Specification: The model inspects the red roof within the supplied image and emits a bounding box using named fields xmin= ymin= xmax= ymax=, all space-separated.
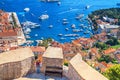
xmin=103 ymin=48 xmax=116 ymax=55
xmin=0 ymin=31 xmax=17 ymax=37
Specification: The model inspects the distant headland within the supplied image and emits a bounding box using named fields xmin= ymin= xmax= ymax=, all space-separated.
xmin=88 ymin=8 xmax=120 ymax=31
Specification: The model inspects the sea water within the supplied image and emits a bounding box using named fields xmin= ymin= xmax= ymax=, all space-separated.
xmin=0 ymin=0 xmax=120 ymax=44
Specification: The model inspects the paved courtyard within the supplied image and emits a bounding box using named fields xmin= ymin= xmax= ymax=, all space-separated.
xmin=26 ymin=73 xmax=68 ymax=80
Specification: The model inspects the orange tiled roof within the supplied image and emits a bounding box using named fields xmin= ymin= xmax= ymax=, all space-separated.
xmin=0 ymin=31 xmax=17 ymax=37
xmin=100 ymin=61 xmax=107 ymax=67
xmin=103 ymin=48 xmax=116 ymax=55
xmin=90 ymin=48 xmax=98 ymax=55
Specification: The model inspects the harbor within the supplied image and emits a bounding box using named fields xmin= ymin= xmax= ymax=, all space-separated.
xmin=0 ymin=0 xmax=120 ymax=44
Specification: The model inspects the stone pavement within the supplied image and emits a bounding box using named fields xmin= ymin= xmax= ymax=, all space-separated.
xmin=26 ymin=73 xmax=68 ymax=80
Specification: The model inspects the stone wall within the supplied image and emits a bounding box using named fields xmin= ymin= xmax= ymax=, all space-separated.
xmin=67 ymin=64 xmax=83 ymax=80
xmin=41 ymin=57 xmax=63 ymax=74
xmin=0 ymin=57 xmax=35 ymax=80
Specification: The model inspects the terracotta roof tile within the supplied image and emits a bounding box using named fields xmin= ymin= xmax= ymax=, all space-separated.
xmin=103 ymin=48 xmax=116 ymax=55
xmin=0 ymin=31 xmax=17 ymax=37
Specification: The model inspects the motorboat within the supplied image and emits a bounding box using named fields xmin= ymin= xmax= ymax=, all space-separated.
xmin=48 ymin=25 xmax=53 ymax=28
xmin=84 ymin=30 xmax=89 ymax=34
xmin=75 ymin=14 xmax=84 ymax=20
xmin=21 ymin=21 xmax=40 ymax=28
xmin=35 ymin=34 xmax=38 ymax=37
xmin=71 ymin=24 xmax=76 ymax=28
xmin=31 ymin=24 xmax=41 ymax=28
xmin=65 ymin=28 xmax=69 ymax=31
xmin=57 ymin=1 xmax=61 ymax=6
xmin=70 ymin=38 xmax=75 ymax=40
xmin=79 ymin=24 xmax=84 ymax=27
xmin=64 ymin=34 xmax=79 ymax=37
xmin=39 ymin=14 xmax=49 ymax=20
xmin=24 ymin=28 xmax=31 ymax=33
xmin=58 ymin=34 xmax=63 ymax=36
xmin=62 ymin=21 xmax=69 ymax=25
xmin=60 ymin=37 xmax=66 ymax=40
xmin=72 ymin=29 xmax=82 ymax=32
xmin=85 ymin=5 xmax=90 ymax=9
xmin=62 ymin=18 xmax=68 ymax=21
xmin=24 ymin=8 xmax=30 ymax=12
xmin=25 ymin=35 xmax=31 ymax=39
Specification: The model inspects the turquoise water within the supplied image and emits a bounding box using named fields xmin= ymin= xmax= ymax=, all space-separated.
xmin=0 ymin=0 xmax=120 ymax=44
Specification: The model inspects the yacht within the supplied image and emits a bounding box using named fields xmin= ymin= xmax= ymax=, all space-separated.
xmin=62 ymin=18 xmax=68 ymax=21
xmin=35 ymin=34 xmax=38 ymax=37
xmin=58 ymin=34 xmax=63 ymax=36
xmin=72 ymin=29 xmax=82 ymax=32
xmin=64 ymin=34 xmax=79 ymax=37
xmin=65 ymin=28 xmax=69 ymax=31
xmin=25 ymin=35 xmax=31 ymax=39
xmin=21 ymin=21 xmax=40 ymax=28
xmin=48 ymin=25 xmax=53 ymax=28
xmin=24 ymin=28 xmax=31 ymax=34
xmin=24 ymin=8 xmax=30 ymax=12
xmin=71 ymin=24 xmax=76 ymax=28
xmin=57 ymin=1 xmax=61 ymax=6
xmin=70 ymin=38 xmax=75 ymax=40
xmin=85 ymin=5 xmax=90 ymax=9
xmin=60 ymin=37 xmax=66 ymax=40
xmin=39 ymin=14 xmax=49 ymax=20
xmin=62 ymin=21 xmax=69 ymax=25
xmin=84 ymin=30 xmax=89 ymax=34
xmin=31 ymin=24 xmax=41 ymax=28
xmin=75 ymin=14 xmax=84 ymax=20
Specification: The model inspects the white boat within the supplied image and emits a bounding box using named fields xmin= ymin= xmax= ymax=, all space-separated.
xmin=85 ymin=5 xmax=90 ymax=9
xmin=24 ymin=28 xmax=31 ymax=34
xmin=39 ymin=14 xmax=49 ymax=20
xmin=72 ymin=29 xmax=82 ymax=32
xmin=84 ymin=30 xmax=89 ymax=34
xmin=75 ymin=14 xmax=84 ymax=20
xmin=71 ymin=24 xmax=76 ymax=28
xmin=70 ymin=38 xmax=75 ymax=40
xmin=62 ymin=21 xmax=69 ymax=25
xmin=79 ymin=24 xmax=84 ymax=27
xmin=58 ymin=34 xmax=63 ymax=36
xmin=35 ymin=34 xmax=38 ymax=37
xmin=60 ymin=37 xmax=66 ymax=40
xmin=25 ymin=35 xmax=31 ymax=39
xmin=22 ymin=21 xmax=40 ymax=28
xmin=48 ymin=25 xmax=53 ymax=28
xmin=64 ymin=34 xmax=79 ymax=37
xmin=31 ymin=24 xmax=41 ymax=28
xmin=62 ymin=18 xmax=68 ymax=21
xmin=24 ymin=8 xmax=30 ymax=12
xmin=65 ymin=28 xmax=69 ymax=31
xmin=57 ymin=1 xmax=61 ymax=5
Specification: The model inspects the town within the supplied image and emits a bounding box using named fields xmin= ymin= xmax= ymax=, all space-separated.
xmin=0 ymin=7 xmax=120 ymax=80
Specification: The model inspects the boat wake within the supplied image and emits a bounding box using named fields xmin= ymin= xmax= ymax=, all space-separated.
xmin=58 ymin=8 xmax=79 ymax=14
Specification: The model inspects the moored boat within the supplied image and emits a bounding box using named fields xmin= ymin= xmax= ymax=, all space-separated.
xmin=71 ymin=24 xmax=76 ymax=28
xmin=39 ymin=14 xmax=49 ymax=20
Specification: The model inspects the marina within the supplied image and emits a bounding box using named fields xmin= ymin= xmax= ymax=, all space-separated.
xmin=0 ymin=0 xmax=120 ymax=44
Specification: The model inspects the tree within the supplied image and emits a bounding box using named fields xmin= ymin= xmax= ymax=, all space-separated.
xmin=94 ymin=42 xmax=108 ymax=50
xmin=106 ymin=37 xmax=119 ymax=46
xmin=103 ymin=64 xmax=120 ymax=80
